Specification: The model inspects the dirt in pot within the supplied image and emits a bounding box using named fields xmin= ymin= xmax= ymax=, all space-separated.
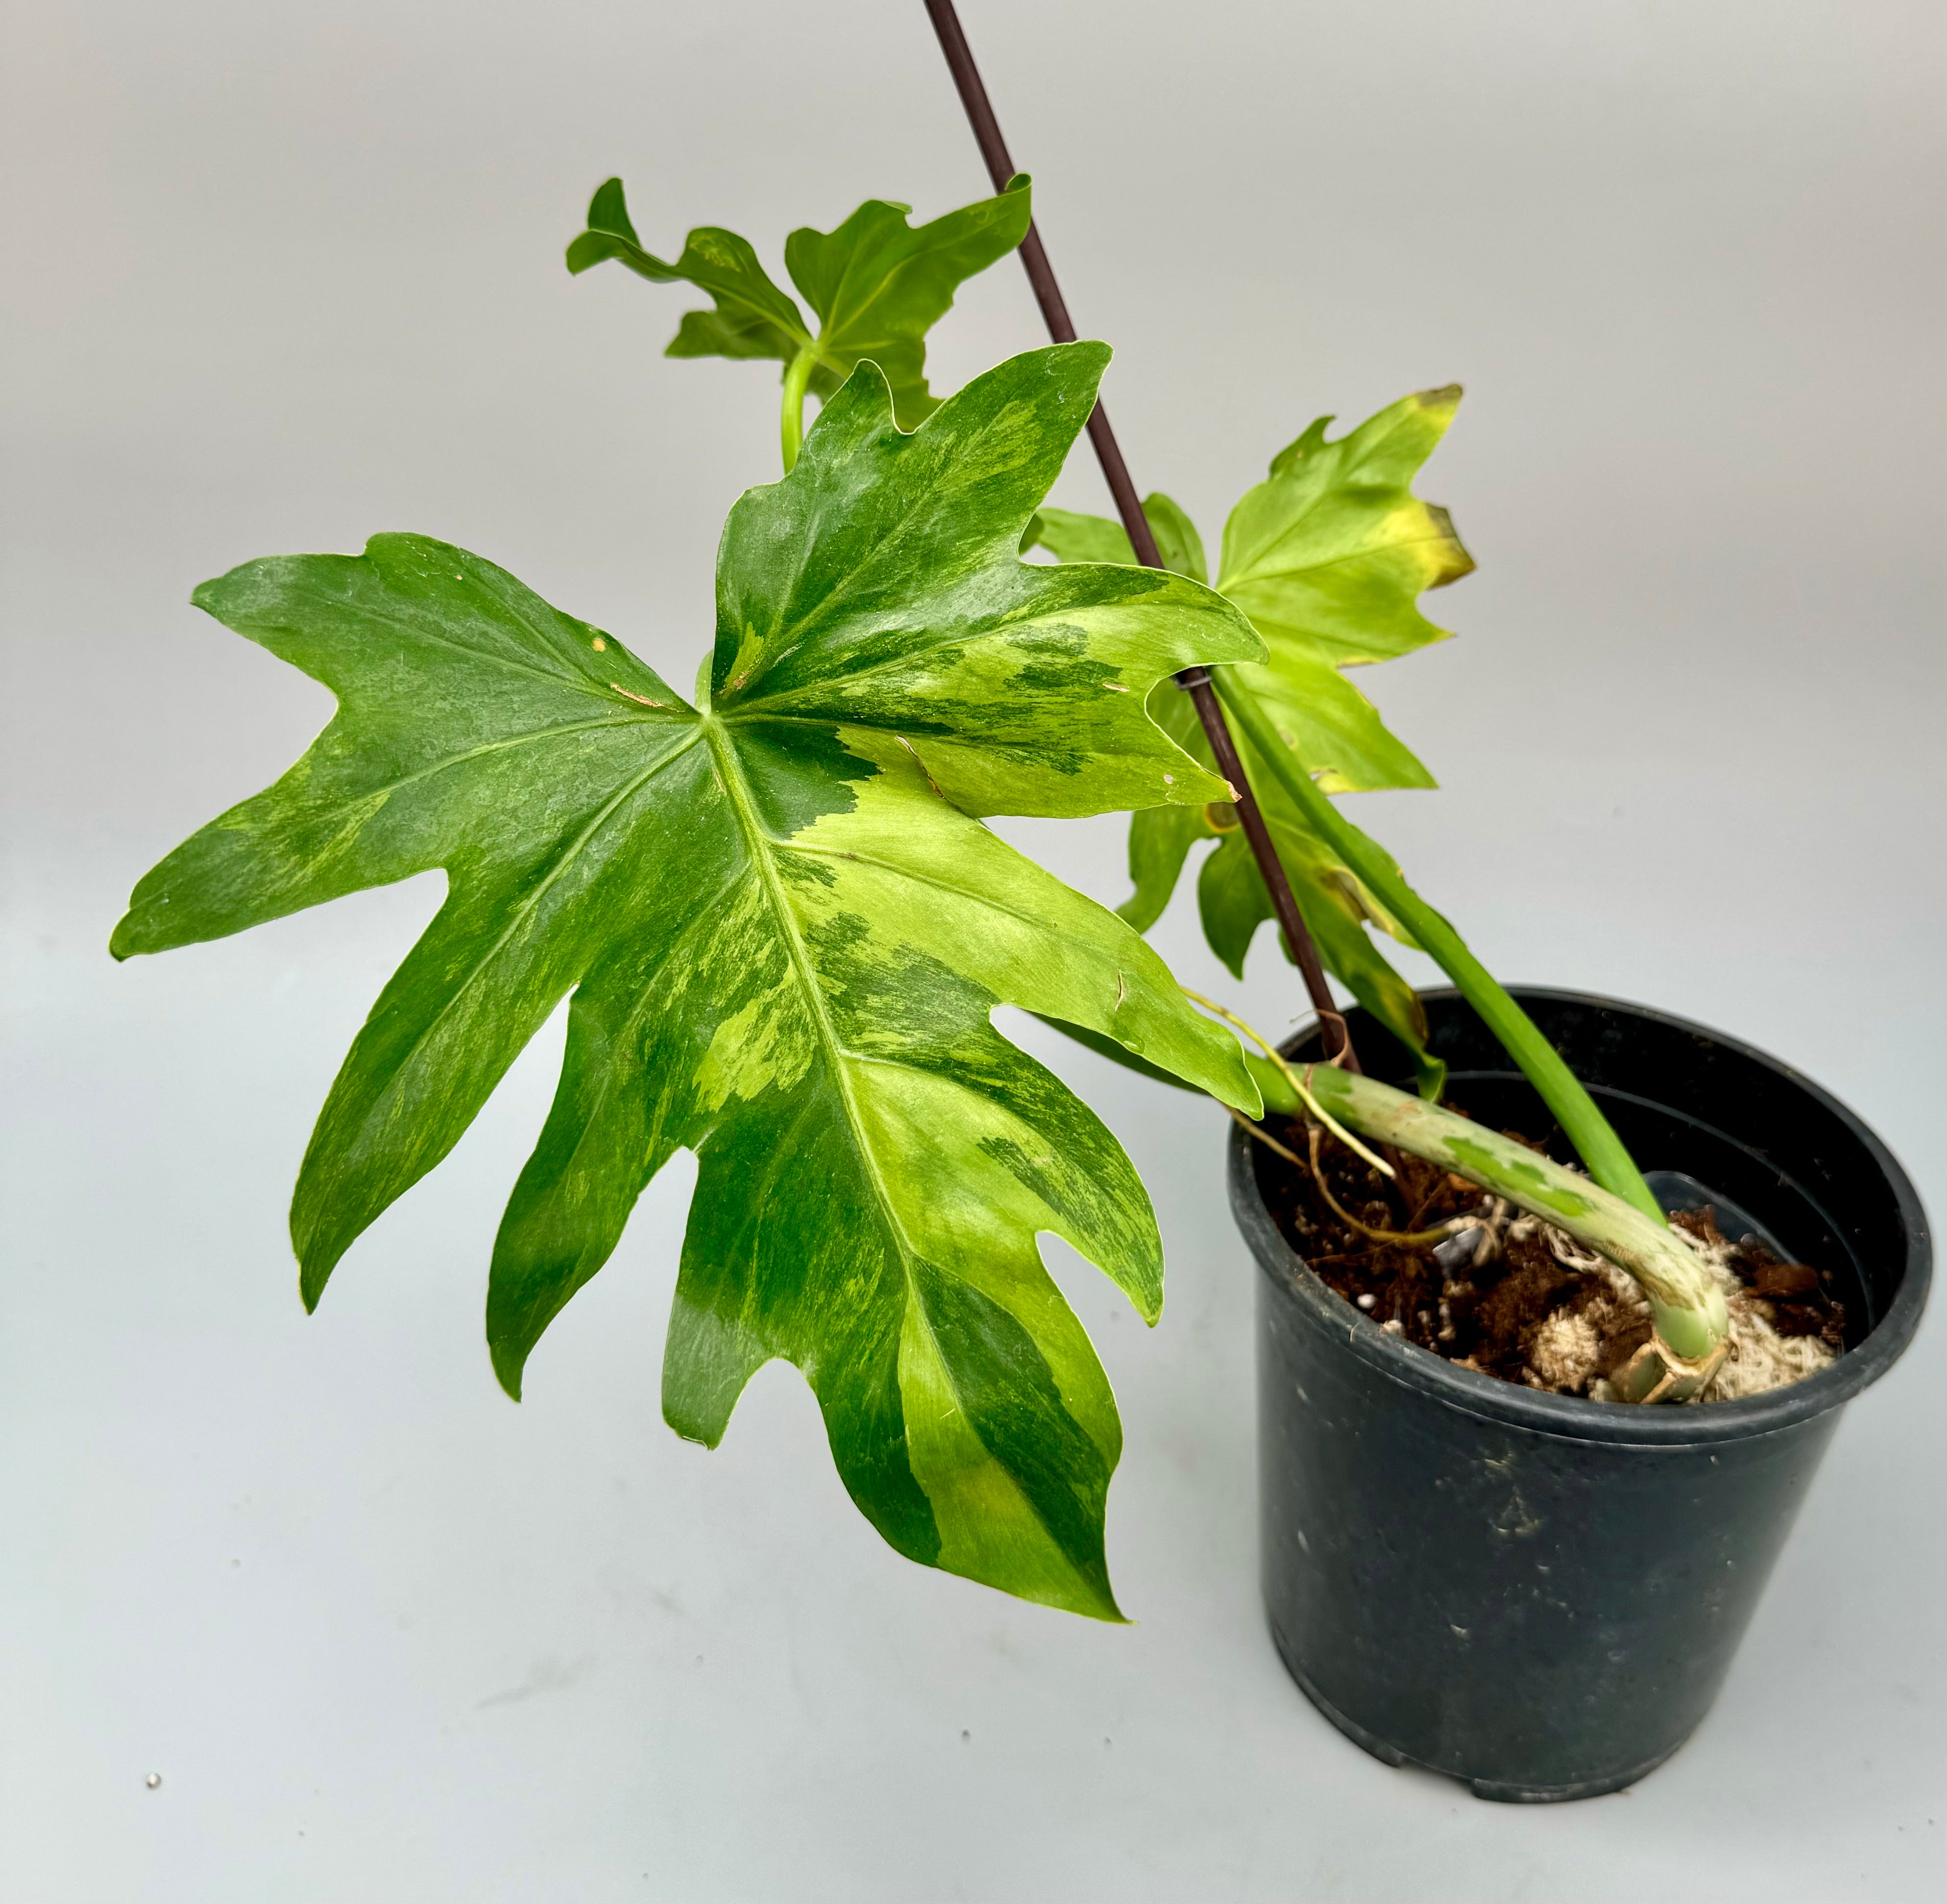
xmin=1252 ymin=1109 xmax=1847 ymax=1402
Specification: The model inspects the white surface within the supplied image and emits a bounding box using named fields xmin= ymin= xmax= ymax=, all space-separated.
xmin=3 ymin=1 xmax=1942 ymax=1899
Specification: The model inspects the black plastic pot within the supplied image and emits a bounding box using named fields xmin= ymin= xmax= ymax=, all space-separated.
xmin=1231 ymin=988 xmax=1930 ymax=1802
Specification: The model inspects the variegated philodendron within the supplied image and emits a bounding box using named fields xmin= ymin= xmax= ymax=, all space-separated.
xmin=112 ymin=343 xmax=1269 ymax=1619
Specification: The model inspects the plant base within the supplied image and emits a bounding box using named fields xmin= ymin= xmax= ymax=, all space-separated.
xmin=1236 ymin=988 xmax=1929 ymax=1800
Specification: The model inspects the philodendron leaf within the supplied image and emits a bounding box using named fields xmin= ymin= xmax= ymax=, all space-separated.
xmin=112 ymin=343 xmax=1264 ymax=1621
xmin=1028 ymin=391 xmax=1471 ymax=1095
xmin=783 ymin=175 xmax=1032 ymax=425
xmin=566 ymin=178 xmax=812 ymax=365
xmin=569 ymin=175 xmax=1032 ymax=429
xmin=1216 ymin=386 xmax=1472 ymax=796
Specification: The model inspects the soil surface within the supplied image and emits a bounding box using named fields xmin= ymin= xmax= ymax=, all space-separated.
xmin=1254 ymin=1108 xmax=1847 ymax=1397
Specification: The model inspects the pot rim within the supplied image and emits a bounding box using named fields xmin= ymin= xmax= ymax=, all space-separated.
xmin=1230 ymin=986 xmax=1932 ymax=1448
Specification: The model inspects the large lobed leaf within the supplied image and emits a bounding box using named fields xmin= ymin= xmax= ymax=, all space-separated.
xmin=568 ymin=175 xmax=1032 ymax=429
xmin=113 ymin=344 xmax=1263 ymax=1619
xmin=1028 ymin=389 xmax=1472 ymax=1092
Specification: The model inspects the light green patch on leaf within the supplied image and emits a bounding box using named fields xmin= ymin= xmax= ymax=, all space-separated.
xmin=1217 ymin=386 xmax=1474 ymax=685
xmin=1142 ymin=494 xmax=1208 ymax=585
xmin=111 ymin=343 xmax=1265 ymax=1621
xmin=1028 ymin=507 xmax=1137 ymax=567
xmin=569 ymin=175 xmax=1032 ymax=430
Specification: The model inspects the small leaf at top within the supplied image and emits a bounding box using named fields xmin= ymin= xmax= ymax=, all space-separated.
xmin=783 ymin=175 xmax=1032 ymax=427
xmin=567 ymin=179 xmax=812 ymax=367
xmin=111 ymin=342 xmax=1266 ymax=1621
xmin=568 ymin=176 xmax=1032 ymax=429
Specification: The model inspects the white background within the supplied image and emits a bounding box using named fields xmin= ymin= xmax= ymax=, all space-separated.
xmin=3 ymin=1 xmax=1941 ymax=1898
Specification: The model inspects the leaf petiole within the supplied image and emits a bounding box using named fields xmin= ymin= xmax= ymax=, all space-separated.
xmin=780 ymin=346 xmax=817 ymax=472
xmin=1204 ymin=997 xmax=1728 ymax=1373
xmin=1209 ymin=670 xmax=1664 ymax=1224
xmin=1180 ymin=988 xmax=1392 ymax=1178
xmin=1297 ymin=1063 xmax=1729 ymax=1367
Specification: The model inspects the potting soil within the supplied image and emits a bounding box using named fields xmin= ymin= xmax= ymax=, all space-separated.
xmin=1255 ymin=1116 xmax=1846 ymax=1402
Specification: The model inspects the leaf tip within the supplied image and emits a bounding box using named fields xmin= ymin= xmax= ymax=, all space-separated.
xmin=586 ymin=175 xmax=634 ymax=237
xmin=664 ymin=1412 xmax=728 ymax=1452
xmin=491 ymin=1345 xmax=526 ymax=1403
xmin=1423 ymin=504 xmax=1476 ymax=589
xmin=1076 ymin=1579 xmax=1130 ymax=1624
xmin=294 ymin=1232 xmax=342 ymax=1316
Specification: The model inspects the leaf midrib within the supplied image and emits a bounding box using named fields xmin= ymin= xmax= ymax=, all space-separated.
xmin=293 ymin=713 xmax=659 ymax=829
xmin=824 ymin=223 xmax=984 ymax=354
xmin=324 ymin=605 xmax=679 ymax=711
xmin=732 ymin=402 xmax=1019 ymax=673
xmin=706 ymin=719 xmax=1076 ymax=1563
xmin=721 ymin=579 xmax=1137 ymax=719
xmin=543 ymin=862 xmax=755 ymax=1188
xmin=1218 ymin=524 xmax=1459 ymax=595
xmin=780 ymin=835 xmax=1137 ymax=983
xmin=702 ymin=717 xmax=918 ymax=1269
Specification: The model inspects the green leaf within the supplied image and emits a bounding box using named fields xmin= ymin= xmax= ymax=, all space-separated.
xmin=1029 ymin=506 xmax=1137 ymax=567
xmin=111 ymin=343 xmax=1265 ymax=1620
xmin=1028 ymin=391 xmax=1471 ymax=1094
xmin=1025 ymin=1013 xmax=1202 ymax=1093
xmin=1219 ymin=387 xmax=1473 ymax=668
xmin=783 ymin=176 xmax=1033 ymax=428
xmin=569 ymin=175 xmax=1032 ymax=430
xmin=1216 ymin=386 xmax=1472 ymax=793
xmin=1029 ymin=492 xmax=1204 ymax=583
xmin=567 ymin=179 xmax=813 ymax=366
xmin=1141 ymin=494 xmax=1207 ymax=585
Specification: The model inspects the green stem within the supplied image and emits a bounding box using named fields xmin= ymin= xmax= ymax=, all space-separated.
xmin=1264 ymin=1062 xmax=1728 ymax=1360
xmin=1211 ymin=672 xmax=1663 ymax=1224
xmin=779 ymin=346 xmax=816 ymax=472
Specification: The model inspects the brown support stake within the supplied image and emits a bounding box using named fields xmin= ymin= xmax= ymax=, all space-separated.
xmin=921 ymin=0 xmax=1357 ymax=1070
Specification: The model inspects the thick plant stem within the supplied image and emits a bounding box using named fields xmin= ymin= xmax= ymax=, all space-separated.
xmin=1245 ymin=1055 xmax=1728 ymax=1363
xmin=780 ymin=347 xmax=816 ymax=472
xmin=1211 ymin=673 xmax=1664 ymax=1224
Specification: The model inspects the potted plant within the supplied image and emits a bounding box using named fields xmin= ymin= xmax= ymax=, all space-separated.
xmin=110 ymin=3 xmax=1930 ymax=1805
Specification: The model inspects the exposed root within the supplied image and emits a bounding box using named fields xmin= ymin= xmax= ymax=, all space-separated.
xmin=1471 ymin=1210 xmax=1839 ymax=1403
xmin=1258 ymin=1106 xmax=1841 ymax=1404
